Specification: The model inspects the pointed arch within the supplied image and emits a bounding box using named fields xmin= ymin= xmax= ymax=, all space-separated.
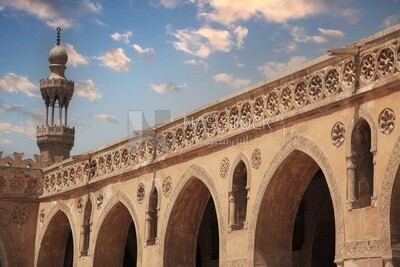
xmin=228 ymin=152 xmax=252 ymax=190
xmin=159 ymin=164 xmax=226 ymax=266
xmin=35 ymin=201 xmax=78 ymax=267
xmin=345 ymin=108 xmax=377 ymax=156
xmin=248 ymin=135 xmax=345 ymax=265
xmin=228 ymin=152 xmax=251 ymax=230
xmin=91 ymin=190 xmax=142 ymax=266
xmin=380 ymin=136 xmax=400 ymax=261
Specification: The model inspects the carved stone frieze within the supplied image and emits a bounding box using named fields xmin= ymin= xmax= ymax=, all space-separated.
xmin=162 ymin=177 xmax=172 ymax=198
xmin=331 ymin=122 xmax=346 ymax=147
xmin=10 ymin=206 xmax=28 ymax=228
xmin=342 ymin=239 xmax=381 ymax=259
xmin=251 ymin=148 xmax=261 ymax=169
xmin=39 ymin=209 xmax=45 ymax=223
xmin=137 ymin=183 xmax=145 ymax=204
xmin=77 ymin=198 xmax=84 ymax=214
xmin=379 ymin=108 xmax=395 ymax=135
xmin=220 ymin=157 xmax=230 ymax=179
xmin=96 ymin=193 xmax=103 ymax=210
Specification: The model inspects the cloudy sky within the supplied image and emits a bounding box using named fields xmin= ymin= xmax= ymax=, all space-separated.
xmin=0 ymin=0 xmax=399 ymax=158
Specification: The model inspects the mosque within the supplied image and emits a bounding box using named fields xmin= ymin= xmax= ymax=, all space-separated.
xmin=0 ymin=24 xmax=400 ymax=267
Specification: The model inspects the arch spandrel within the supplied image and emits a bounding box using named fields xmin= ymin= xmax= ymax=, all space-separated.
xmin=158 ymin=164 xmax=227 ymax=266
xmin=90 ymin=190 xmax=142 ymax=266
xmin=248 ymin=135 xmax=345 ymax=264
xmin=35 ymin=201 xmax=78 ymax=267
xmin=0 ymin=227 xmax=17 ymax=267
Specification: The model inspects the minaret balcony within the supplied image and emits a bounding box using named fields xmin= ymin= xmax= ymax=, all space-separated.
xmin=37 ymin=125 xmax=75 ymax=137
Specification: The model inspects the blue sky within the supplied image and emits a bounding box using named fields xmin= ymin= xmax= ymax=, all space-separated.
xmin=0 ymin=0 xmax=399 ymax=159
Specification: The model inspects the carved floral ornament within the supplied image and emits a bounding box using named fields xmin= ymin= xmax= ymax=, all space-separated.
xmin=379 ymin=108 xmax=395 ymax=135
xmin=96 ymin=193 xmax=103 ymax=210
xmin=77 ymin=198 xmax=84 ymax=214
xmin=251 ymin=148 xmax=261 ymax=169
xmin=137 ymin=183 xmax=145 ymax=204
xmin=39 ymin=209 xmax=45 ymax=223
xmin=162 ymin=177 xmax=172 ymax=198
xmin=220 ymin=157 xmax=230 ymax=179
xmin=331 ymin=122 xmax=346 ymax=147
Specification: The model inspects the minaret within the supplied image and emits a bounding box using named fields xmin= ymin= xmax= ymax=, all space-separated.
xmin=37 ymin=27 xmax=75 ymax=164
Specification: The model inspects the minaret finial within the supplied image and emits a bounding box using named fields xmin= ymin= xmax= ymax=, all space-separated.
xmin=56 ymin=27 xmax=61 ymax=46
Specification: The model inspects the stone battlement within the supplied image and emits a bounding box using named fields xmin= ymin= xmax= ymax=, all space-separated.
xmin=36 ymin=125 xmax=75 ymax=136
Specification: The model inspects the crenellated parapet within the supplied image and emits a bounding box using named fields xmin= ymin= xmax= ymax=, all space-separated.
xmin=41 ymin=25 xmax=400 ymax=197
xmin=0 ymin=152 xmax=44 ymax=168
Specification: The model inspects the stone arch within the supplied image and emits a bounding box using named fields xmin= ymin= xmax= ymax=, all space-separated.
xmin=91 ymin=190 xmax=142 ymax=266
xmin=379 ymin=136 xmax=400 ymax=259
xmin=345 ymin=108 xmax=377 ymax=156
xmin=228 ymin=152 xmax=251 ymax=230
xmin=35 ymin=201 xmax=78 ymax=267
xmin=0 ymin=227 xmax=17 ymax=267
xmin=159 ymin=164 xmax=226 ymax=266
xmin=228 ymin=152 xmax=252 ymax=190
xmin=248 ymin=135 xmax=345 ymax=265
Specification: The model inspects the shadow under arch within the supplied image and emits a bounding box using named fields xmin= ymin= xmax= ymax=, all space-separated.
xmin=379 ymin=136 xmax=400 ymax=264
xmin=0 ymin=227 xmax=17 ymax=266
xmin=228 ymin=151 xmax=252 ymax=189
xmin=36 ymin=201 xmax=78 ymax=267
xmin=345 ymin=108 xmax=378 ymax=157
xmin=91 ymin=190 xmax=142 ymax=267
xmin=159 ymin=164 xmax=226 ymax=266
xmin=248 ymin=135 xmax=345 ymax=265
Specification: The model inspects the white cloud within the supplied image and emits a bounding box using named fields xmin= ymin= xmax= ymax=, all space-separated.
xmin=93 ymin=114 xmax=118 ymax=124
xmin=318 ymin=28 xmax=345 ymax=38
xmin=0 ymin=121 xmax=36 ymax=136
xmin=200 ymin=0 xmax=326 ymax=25
xmin=96 ymin=48 xmax=131 ymax=72
xmin=93 ymin=18 xmax=107 ymax=27
xmin=64 ymin=44 xmax=88 ymax=67
xmin=131 ymin=44 xmax=155 ymax=57
xmin=258 ymin=56 xmax=310 ymax=78
xmin=0 ymin=103 xmax=43 ymax=122
xmin=340 ymin=8 xmax=360 ymax=24
xmin=383 ymin=14 xmax=400 ymax=28
xmin=111 ymin=31 xmax=132 ymax=44
xmin=170 ymin=26 xmax=234 ymax=58
xmin=213 ymin=73 xmax=251 ymax=89
xmin=273 ymin=42 xmax=297 ymax=54
xmin=0 ymin=138 xmax=12 ymax=145
xmin=0 ymin=6 xmax=4 ymax=11
xmin=184 ymin=59 xmax=208 ymax=69
xmin=287 ymin=25 xmax=327 ymax=44
xmin=233 ymin=25 xmax=248 ymax=49
xmin=75 ymin=79 xmax=102 ymax=101
xmin=83 ymin=0 xmax=102 ymax=14
xmin=0 ymin=73 xmax=37 ymax=97
xmin=148 ymin=82 xmax=187 ymax=94
xmin=0 ymin=0 xmax=104 ymax=28
xmin=157 ymin=0 xmax=183 ymax=9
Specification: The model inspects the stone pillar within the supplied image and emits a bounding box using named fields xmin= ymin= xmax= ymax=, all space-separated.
xmin=59 ymin=105 xmax=62 ymax=127
xmin=46 ymin=105 xmax=49 ymax=126
xmin=145 ymin=211 xmax=152 ymax=242
xmin=65 ymin=105 xmax=68 ymax=127
xmin=50 ymin=100 xmax=55 ymax=126
xmin=346 ymin=155 xmax=358 ymax=210
xmin=229 ymin=193 xmax=236 ymax=228
xmin=80 ymin=225 xmax=85 ymax=256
